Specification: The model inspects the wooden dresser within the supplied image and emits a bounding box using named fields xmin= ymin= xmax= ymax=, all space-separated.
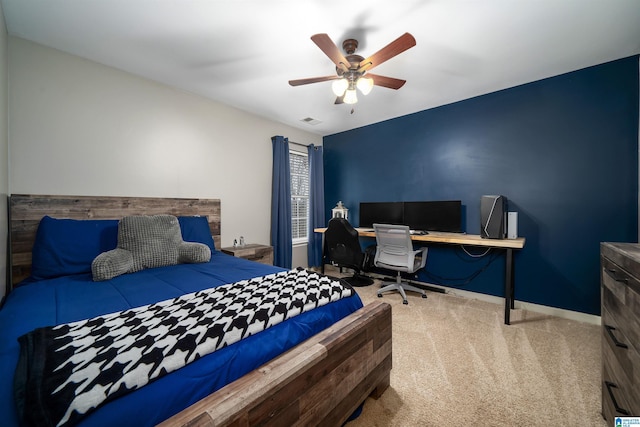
xmin=600 ymin=242 xmax=640 ymax=420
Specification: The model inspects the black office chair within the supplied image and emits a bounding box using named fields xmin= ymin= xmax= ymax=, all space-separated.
xmin=322 ymin=218 xmax=374 ymax=287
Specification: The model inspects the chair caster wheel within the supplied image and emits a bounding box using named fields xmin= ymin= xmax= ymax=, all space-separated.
xmin=421 ymin=294 xmax=427 ymax=299
xmin=377 ymin=294 xmax=382 ymax=298
xmin=403 ymin=300 xmax=408 ymax=305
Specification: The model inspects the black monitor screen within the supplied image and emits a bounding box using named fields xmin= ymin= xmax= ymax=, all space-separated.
xmin=359 ymin=202 xmax=404 ymax=228
xmin=403 ymin=200 xmax=462 ymax=232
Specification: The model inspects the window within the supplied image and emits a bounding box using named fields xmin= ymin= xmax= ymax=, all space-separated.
xmin=290 ymin=150 xmax=309 ymax=245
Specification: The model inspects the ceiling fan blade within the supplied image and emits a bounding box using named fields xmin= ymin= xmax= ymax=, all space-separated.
xmin=367 ymin=73 xmax=407 ymax=90
xmin=311 ymin=33 xmax=350 ymax=73
xmin=289 ymin=75 xmax=340 ymax=86
xmin=334 ymin=95 xmax=344 ymax=104
xmin=358 ymin=33 xmax=416 ymax=72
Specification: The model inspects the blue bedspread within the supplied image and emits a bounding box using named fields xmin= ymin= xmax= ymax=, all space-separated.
xmin=0 ymin=252 xmax=363 ymax=426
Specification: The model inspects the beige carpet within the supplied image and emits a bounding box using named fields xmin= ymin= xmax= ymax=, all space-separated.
xmin=340 ymin=275 xmax=606 ymax=427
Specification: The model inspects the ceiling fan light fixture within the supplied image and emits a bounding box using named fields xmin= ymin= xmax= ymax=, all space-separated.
xmin=356 ymin=76 xmax=374 ymax=95
xmin=331 ymin=78 xmax=348 ymax=96
xmin=343 ymin=88 xmax=358 ymax=104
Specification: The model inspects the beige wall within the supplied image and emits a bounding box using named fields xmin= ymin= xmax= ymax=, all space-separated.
xmin=8 ymin=37 xmax=320 ymax=268
xmin=0 ymin=4 xmax=8 ymax=300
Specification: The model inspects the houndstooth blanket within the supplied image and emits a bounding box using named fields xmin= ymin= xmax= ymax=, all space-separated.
xmin=14 ymin=268 xmax=353 ymax=427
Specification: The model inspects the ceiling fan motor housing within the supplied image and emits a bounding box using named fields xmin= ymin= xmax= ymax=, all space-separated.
xmin=337 ymin=39 xmax=365 ymax=77
xmin=342 ymin=39 xmax=358 ymax=54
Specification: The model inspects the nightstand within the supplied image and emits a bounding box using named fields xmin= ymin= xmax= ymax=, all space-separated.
xmin=221 ymin=244 xmax=274 ymax=265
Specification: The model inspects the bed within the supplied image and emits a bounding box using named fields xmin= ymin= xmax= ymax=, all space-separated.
xmin=1 ymin=194 xmax=392 ymax=427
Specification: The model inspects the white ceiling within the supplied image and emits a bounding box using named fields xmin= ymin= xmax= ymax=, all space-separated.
xmin=2 ymin=0 xmax=639 ymax=136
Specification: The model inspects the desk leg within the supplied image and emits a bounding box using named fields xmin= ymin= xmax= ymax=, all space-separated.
xmin=504 ymin=248 xmax=514 ymax=325
xmin=320 ymin=233 xmax=326 ymax=275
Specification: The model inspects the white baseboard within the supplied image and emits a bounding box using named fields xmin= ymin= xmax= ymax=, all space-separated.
xmin=421 ymin=281 xmax=601 ymax=326
xmin=364 ymin=271 xmax=601 ymax=326
xmin=512 ymin=299 xmax=601 ymax=325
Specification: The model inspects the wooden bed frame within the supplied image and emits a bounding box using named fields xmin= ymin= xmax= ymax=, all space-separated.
xmin=8 ymin=194 xmax=392 ymax=427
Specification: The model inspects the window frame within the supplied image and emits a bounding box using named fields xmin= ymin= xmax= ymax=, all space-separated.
xmin=289 ymin=149 xmax=310 ymax=246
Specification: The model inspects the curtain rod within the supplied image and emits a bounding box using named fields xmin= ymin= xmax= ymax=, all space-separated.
xmin=289 ymin=140 xmax=309 ymax=147
xmin=272 ymin=136 xmax=320 ymax=149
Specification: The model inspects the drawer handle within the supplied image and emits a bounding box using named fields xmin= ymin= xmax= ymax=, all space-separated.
xmin=605 ymin=381 xmax=630 ymax=416
xmin=604 ymin=268 xmax=629 ymax=284
xmin=604 ymin=325 xmax=629 ymax=349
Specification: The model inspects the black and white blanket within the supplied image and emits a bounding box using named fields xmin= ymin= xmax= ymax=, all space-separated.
xmin=14 ymin=268 xmax=354 ymax=427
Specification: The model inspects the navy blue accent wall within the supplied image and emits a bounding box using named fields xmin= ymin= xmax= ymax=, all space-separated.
xmin=324 ymin=56 xmax=639 ymax=315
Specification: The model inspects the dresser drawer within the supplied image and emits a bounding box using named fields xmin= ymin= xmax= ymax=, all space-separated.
xmin=602 ymin=305 xmax=640 ymax=394
xmin=602 ymin=360 xmax=637 ymax=419
xmin=601 ymin=319 xmax=640 ymax=416
xmin=602 ymin=257 xmax=640 ymax=354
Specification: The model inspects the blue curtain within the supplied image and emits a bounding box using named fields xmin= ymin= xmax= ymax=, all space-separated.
xmin=307 ymin=144 xmax=325 ymax=267
xmin=270 ymin=136 xmax=292 ymax=268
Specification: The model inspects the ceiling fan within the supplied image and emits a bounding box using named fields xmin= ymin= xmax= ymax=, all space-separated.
xmin=289 ymin=33 xmax=416 ymax=105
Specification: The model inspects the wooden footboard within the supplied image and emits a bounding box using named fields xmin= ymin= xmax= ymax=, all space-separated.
xmin=159 ymin=301 xmax=392 ymax=427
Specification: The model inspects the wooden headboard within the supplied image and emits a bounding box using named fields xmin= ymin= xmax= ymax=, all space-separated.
xmin=9 ymin=194 xmax=221 ymax=287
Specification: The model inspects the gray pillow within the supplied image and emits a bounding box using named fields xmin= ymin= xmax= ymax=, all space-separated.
xmin=92 ymin=215 xmax=211 ymax=281
xmin=91 ymin=248 xmax=134 ymax=282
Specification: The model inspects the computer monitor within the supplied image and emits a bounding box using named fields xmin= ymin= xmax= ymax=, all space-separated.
xmin=403 ymin=200 xmax=463 ymax=232
xmin=359 ymin=202 xmax=404 ymax=228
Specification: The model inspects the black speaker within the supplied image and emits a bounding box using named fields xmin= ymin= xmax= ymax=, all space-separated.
xmin=481 ymin=195 xmax=507 ymax=239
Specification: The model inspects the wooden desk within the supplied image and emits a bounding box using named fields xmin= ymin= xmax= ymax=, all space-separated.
xmin=315 ymin=228 xmax=526 ymax=325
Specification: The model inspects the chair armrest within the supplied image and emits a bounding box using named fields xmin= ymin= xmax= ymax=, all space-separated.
xmin=413 ymin=247 xmax=428 ymax=270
